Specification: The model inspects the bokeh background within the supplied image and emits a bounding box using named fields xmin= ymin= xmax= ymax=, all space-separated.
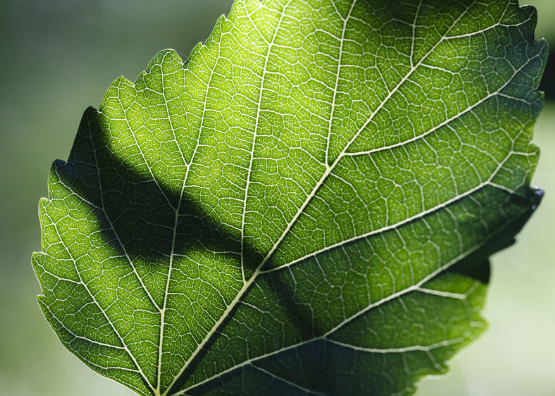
xmin=0 ymin=1 xmax=553 ymax=395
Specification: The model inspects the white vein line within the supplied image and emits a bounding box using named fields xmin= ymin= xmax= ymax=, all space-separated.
xmin=51 ymin=172 xmax=103 ymax=212
xmin=488 ymin=181 xmax=515 ymax=194
xmin=240 ymin=0 xmax=293 ymax=284
xmin=156 ymin=53 xmax=188 ymax=396
xmin=160 ymin=51 xmax=188 ymax=168
xmin=62 ymin=344 xmax=144 ymax=378
xmin=262 ymin=151 xmax=513 ymax=274
xmin=325 ymin=0 xmax=357 ymax=166
xmin=42 ymin=303 xmax=127 ymax=350
xmin=329 ymin=0 xmax=345 ymax=22
xmin=42 ymin=208 xmax=156 ymax=394
xmin=175 ymin=209 xmax=510 ymax=395
xmin=445 ymin=19 xmax=531 ymax=40
xmin=415 ymin=287 xmax=466 ymax=300
xmin=320 ymin=247 xmax=487 ymax=339
xmin=250 ymin=363 xmax=329 ymax=396
xmin=80 ymin=114 xmax=159 ymax=310
xmin=158 ymin=36 xmax=223 ymax=396
xmin=444 ymin=2 xmax=518 ymax=40
xmin=410 ymin=0 xmax=423 ymax=68
xmin=325 ymin=338 xmax=462 ymax=353
xmin=246 ymin=4 xmax=270 ymax=46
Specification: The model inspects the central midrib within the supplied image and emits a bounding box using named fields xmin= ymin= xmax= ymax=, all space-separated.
xmin=161 ymin=1 xmax=477 ymax=395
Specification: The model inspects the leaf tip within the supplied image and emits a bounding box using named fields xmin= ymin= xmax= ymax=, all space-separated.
xmin=529 ymin=186 xmax=544 ymax=211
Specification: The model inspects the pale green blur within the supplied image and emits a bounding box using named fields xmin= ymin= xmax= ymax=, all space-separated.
xmin=0 ymin=1 xmax=552 ymax=395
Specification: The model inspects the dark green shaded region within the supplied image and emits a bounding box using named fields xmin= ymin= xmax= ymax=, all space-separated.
xmin=184 ymin=275 xmax=488 ymax=396
xmin=51 ymin=107 xmax=253 ymax=282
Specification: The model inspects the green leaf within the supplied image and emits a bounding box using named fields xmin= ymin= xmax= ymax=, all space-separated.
xmin=32 ymin=0 xmax=547 ymax=395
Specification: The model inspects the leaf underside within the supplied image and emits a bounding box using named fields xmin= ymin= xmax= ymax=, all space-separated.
xmin=33 ymin=0 xmax=547 ymax=395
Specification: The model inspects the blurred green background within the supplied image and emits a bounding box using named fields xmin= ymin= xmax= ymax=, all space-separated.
xmin=0 ymin=1 xmax=553 ymax=395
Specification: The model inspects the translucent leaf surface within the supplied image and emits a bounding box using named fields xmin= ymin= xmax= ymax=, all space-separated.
xmin=33 ymin=0 xmax=547 ymax=395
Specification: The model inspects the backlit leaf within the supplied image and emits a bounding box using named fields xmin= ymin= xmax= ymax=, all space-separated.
xmin=33 ymin=0 xmax=547 ymax=395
